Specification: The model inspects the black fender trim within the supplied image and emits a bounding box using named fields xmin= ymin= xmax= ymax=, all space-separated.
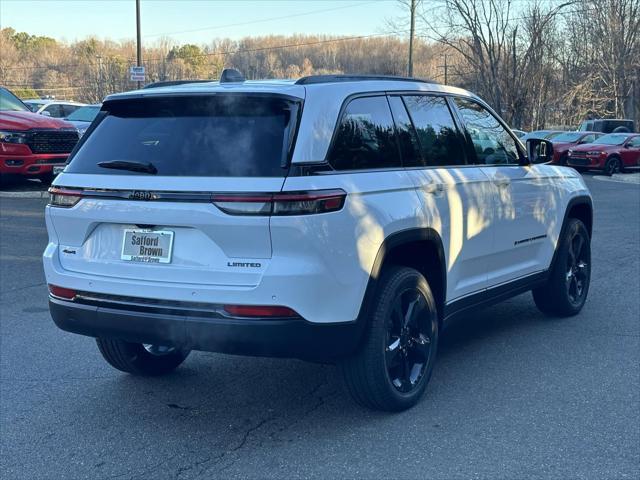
xmin=355 ymin=227 xmax=447 ymax=325
xmin=549 ymin=195 xmax=593 ymax=270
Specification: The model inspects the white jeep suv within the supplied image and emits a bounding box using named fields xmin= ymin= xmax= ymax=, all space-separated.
xmin=44 ymin=73 xmax=593 ymax=411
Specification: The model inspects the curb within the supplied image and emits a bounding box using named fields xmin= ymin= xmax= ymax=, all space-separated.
xmin=0 ymin=190 xmax=49 ymax=198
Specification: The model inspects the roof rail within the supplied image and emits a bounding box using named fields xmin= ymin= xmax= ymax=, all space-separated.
xmin=295 ymin=74 xmax=435 ymax=85
xmin=142 ymin=80 xmax=209 ymax=89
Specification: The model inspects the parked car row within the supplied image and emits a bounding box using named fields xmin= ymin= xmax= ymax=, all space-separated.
xmin=24 ymin=99 xmax=85 ymax=118
xmin=513 ymin=118 xmax=638 ymax=175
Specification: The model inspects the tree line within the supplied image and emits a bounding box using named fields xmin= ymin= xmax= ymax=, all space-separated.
xmin=1 ymin=0 xmax=638 ymax=130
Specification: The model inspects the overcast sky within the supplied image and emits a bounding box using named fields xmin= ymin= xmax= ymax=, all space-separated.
xmin=0 ymin=0 xmax=401 ymax=44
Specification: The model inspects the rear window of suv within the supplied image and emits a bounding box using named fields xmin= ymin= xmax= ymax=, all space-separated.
xmin=66 ymin=95 xmax=300 ymax=177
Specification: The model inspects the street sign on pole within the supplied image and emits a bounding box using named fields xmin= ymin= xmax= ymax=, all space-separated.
xmin=130 ymin=66 xmax=145 ymax=82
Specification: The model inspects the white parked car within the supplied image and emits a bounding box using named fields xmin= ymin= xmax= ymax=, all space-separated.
xmin=24 ymin=99 xmax=85 ymax=118
xmin=43 ymin=72 xmax=593 ymax=411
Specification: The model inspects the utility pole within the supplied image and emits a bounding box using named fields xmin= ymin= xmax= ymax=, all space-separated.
xmin=96 ymin=55 xmax=103 ymax=100
xmin=438 ymin=54 xmax=449 ymax=84
xmin=136 ymin=0 xmax=142 ymax=89
xmin=408 ymin=0 xmax=416 ymax=77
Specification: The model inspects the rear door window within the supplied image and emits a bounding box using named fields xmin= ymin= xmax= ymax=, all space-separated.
xmin=65 ymin=95 xmax=300 ymax=177
xmin=402 ymin=95 xmax=466 ymax=167
xmin=387 ymin=96 xmax=421 ymax=167
xmin=327 ymin=96 xmax=400 ymax=170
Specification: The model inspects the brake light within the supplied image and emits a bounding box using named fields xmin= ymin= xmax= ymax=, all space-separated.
xmin=211 ymin=189 xmax=346 ymax=216
xmin=48 ymin=284 xmax=77 ymax=300
xmin=48 ymin=187 xmax=83 ymax=207
xmin=223 ymin=305 xmax=299 ymax=318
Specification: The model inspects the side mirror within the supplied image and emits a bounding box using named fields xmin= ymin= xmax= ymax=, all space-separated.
xmin=40 ymin=111 xmax=51 ymax=117
xmin=526 ymin=139 xmax=553 ymax=164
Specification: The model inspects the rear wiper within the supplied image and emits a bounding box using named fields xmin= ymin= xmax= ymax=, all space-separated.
xmin=97 ymin=160 xmax=158 ymax=174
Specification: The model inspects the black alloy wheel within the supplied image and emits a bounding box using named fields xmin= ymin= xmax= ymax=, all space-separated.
xmin=533 ymin=218 xmax=591 ymax=316
xmin=341 ymin=266 xmax=439 ymax=411
xmin=385 ymin=287 xmax=435 ymax=393
xmin=565 ymin=225 xmax=589 ymax=308
xmin=604 ymin=157 xmax=621 ymax=176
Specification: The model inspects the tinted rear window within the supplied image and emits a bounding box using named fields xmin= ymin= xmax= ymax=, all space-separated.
xmin=66 ymin=95 xmax=299 ymax=177
xmin=403 ymin=95 xmax=466 ymax=167
xmin=327 ymin=96 xmax=400 ymax=170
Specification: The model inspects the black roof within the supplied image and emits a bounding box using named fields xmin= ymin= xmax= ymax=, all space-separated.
xmin=295 ymin=74 xmax=435 ymax=85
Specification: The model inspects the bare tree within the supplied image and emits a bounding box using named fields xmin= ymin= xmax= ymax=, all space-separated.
xmin=561 ymin=0 xmax=640 ymax=122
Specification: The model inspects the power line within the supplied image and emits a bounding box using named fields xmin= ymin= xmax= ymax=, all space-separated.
xmin=142 ymin=1 xmax=377 ymax=38
xmin=1 ymin=5 xmax=602 ymax=74
xmin=2 ymin=30 xmax=410 ymax=72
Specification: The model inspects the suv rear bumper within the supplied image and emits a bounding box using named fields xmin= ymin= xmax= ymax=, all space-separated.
xmin=49 ymin=296 xmax=364 ymax=362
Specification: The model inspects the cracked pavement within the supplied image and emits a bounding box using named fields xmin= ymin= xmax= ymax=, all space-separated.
xmin=1 ymin=175 xmax=639 ymax=479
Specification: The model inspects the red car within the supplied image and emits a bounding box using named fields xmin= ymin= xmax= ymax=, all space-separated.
xmin=1 ymin=87 xmax=79 ymax=184
xmin=550 ymin=131 xmax=602 ymax=165
xmin=567 ymin=133 xmax=640 ymax=175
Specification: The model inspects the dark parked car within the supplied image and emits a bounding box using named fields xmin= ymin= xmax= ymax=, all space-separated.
xmin=578 ymin=119 xmax=635 ymax=134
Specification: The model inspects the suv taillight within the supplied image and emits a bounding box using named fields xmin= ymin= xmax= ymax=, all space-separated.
xmin=48 ymin=187 xmax=83 ymax=207
xmin=211 ymin=189 xmax=346 ymax=216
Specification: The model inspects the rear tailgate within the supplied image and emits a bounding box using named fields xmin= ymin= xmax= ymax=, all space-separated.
xmin=48 ymin=93 xmax=301 ymax=287
xmin=48 ymin=177 xmax=283 ymax=287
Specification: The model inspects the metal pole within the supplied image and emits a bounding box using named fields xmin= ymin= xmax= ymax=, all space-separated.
xmin=97 ymin=55 xmax=103 ymax=99
xmin=408 ymin=0 xmax=416 ymax=77
xmin=136 ymin=0 xmax=142 ymax=89
xmin=443 ymin=54 xmax=448 ymax=84
xmin=438 ymin=54 xmax=448 ymax=84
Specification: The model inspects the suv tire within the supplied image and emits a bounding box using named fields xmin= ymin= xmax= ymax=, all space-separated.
xmin=604 ymin=156 xmax=621 ymax=176
xmin=532 ymin=218 xmax=591 ymax=317
xmin=96 ymin=338 xmax=190 ymax=375
xmin=341 ymin=266 xmax=438 ymax=411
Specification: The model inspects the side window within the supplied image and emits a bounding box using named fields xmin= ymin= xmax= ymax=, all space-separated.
xmin=62 ymin=105 xmax=79 ymax=117
xmin=403 ymin=95 xmax=466 ymax=167
xmin=453 ymin=97 xmax=520 ymax=165
xmin=44 ymin=104 xmax=64 ymax=118
xmin=581 ymin=134 xmax=595 ymax=144
xmin=387 ymin=96 xmax=421 ymax=167
xmin=629 ymin=137 xmax=640 ymax=148
xmin=327 ymin=96 xmax=400 ymax=170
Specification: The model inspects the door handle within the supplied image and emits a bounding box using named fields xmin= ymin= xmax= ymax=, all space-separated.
xmin=494 ymin=177 xmax=510 ymax=188
xmin=425 ymin=183 xmax=444 ymax=195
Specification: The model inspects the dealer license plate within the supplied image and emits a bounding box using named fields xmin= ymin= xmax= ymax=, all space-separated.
xmin=121 ymin=229 xmax=174 ymax=264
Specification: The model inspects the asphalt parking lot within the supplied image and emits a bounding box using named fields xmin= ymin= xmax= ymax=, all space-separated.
xmin=1 ymin=175 xmax=638 ymax=479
